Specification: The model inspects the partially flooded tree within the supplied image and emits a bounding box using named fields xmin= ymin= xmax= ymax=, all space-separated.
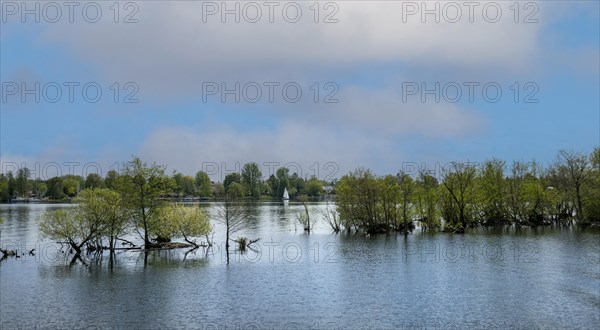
xmin=39 ymin=189 xmax=124 ymax=259
xmin=336 ymin=168 xmax=380 ymax=233
xmin=556 ymin=150 xmax=591 ymax=223
xmin=506 ymin=161 xmax=550 ymax=226
xmin=215 ymin=188 xmax=251 ymax=263
xmin=296 ymin=195 xmax=314 ymax=233
xmin=396 ymin=172 xmax=415 ymax=233
xmin=116 ymin=157 xmax=174 ymax=248
xmin=477 ymin=159 xmax=510 ymax=226
xmin=440 ymin=162 xmax=477 ymax=232
xmin=582 ymin=148 xmax=600 ymax=225
xmin=75 ymin=189 xmax=124 ymax=252
xmin=414 ymin=169 xmax=440 ymax=231
xmin=321 ymin=202 xmax=341 ymax=233
xmin=159 ymin=204 xmax=213 ymax=248
xmin=376 ymin=175 xmax=400 ymax=232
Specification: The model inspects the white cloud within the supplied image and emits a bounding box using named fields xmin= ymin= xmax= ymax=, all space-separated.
xmin=285 ymin=86 xmax=485 ymax=138
xmin=36 ymin=1 xmax=541 ymax=99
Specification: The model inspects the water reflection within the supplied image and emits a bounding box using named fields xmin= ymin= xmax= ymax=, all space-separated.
xmin=0 ymin=203 xmax=599 ymax=329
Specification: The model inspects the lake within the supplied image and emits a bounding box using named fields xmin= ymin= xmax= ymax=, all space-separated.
xmin=0 ymin=203 xmax=599 ymax=329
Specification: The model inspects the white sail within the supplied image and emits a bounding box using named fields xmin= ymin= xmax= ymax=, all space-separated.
xmin=283 ymin=187 xmax=289 ymax=200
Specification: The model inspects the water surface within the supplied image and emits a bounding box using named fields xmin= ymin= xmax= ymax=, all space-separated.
xmin=1 ymin=203 xmax=598 ymax=329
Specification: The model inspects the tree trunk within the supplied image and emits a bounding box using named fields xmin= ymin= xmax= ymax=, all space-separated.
xmin=575 ymin=184 xmax=583 ymax=222
xmin=225 ymin=226 xmax=230 ymax=264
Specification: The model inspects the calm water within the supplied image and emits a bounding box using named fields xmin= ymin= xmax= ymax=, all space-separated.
xmin=0 ymin=203 xmax=599 ymax=329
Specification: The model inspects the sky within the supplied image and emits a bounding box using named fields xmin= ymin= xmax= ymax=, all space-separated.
xmin=1 ymin=0 xmax=599 ymax=181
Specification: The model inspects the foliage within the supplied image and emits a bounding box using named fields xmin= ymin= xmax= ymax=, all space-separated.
xmin=159 ymin=204 xmax=212 ymax=246
xmin=195 ymin=171 xmax=213 ymax=197
xmin=414 ymin=170 xmax=440 ymax=230
xmin=116 ymin=157 xmax=174 ymax=246
xmin=440 ymin=162 xmax=478 ymax=229
xmin=85 ymin=173 xmax=104 ymax=189
xmin=173 ymin=173 xmax=197 ymax=196
xmin=242 ymin=162 xmax=263 ymax=199
xmin=223 ymin=173 xmax=242 ymax=192
xmin=306 ymin=177 xmax=324 ymax=197
xmin=476 ymin=159 xmax=509 ymax=226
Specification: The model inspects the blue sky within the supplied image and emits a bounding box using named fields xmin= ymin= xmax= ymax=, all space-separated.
xmin=1 ymin=1 xmax=598 ymax=180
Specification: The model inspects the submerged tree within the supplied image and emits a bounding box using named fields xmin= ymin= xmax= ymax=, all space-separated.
xmin=414 ymin=169 xmax=440 ymax=231
xmin=440 ymin=162 xmax=477 ymax=231
xmin=476 ymin=159 xmax=510 ymax=226
xmin=116 ymin=157 xmax=174 ymax=248
xmin=296 ymin=195 xmax=314 ymax=233
xmin=76 ymin=188 xmax=124 ymax=252
xmin=321 ymin=202 xmax=341 ymax=233
xmin=583 ymin=148 xmax=600 ymax=224
xmin=396 ymin=172 xmax=415 ymax=232
xmin=39 ymin=188 xmax=124 ymax=259
xmin=215 ymin=188 xmax=251 ymax=263
xmin=159 ymin=204 xmax=213 ymax=248
xmin=556 ymin=150 xmax=591 ymax=223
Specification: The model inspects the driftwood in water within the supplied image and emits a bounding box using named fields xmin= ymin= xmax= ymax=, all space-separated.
xmin=234 ymin=237 xmax=260 ymax=251
xmin=0 ymin=248 xmax=17 ymax=256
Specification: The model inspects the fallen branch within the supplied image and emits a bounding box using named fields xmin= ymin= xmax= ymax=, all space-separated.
xmin=118 ymin=238 xmax=138 ymax=247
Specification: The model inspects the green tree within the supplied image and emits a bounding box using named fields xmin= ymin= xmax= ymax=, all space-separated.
xmin=378 ymin=175 xmax=401 ymax=231
xmin=45 ymin=177 xmax=65 ymax=200
xmin=267 ymin=174 xmax=279 ymax=197
xmin=414 ymin=170 xmax=440 ymax=231
xmin=104 ymin=170 xmax=119 ymax=190
xmin=276 ymin=167 xmax=290 ymax=198
xmin=336 ymin=168 xmax=380 ymax=233
xmin=15 ymin=167 xmax=31 ymax=198
xmin=195 ymin=171 xmax=213 ymax=197
xmin=159 ymin=204 xmax=213 ymax=247
xmin=289 ymin=172 xmax=305 ymax=197
xmin=116 ymin=157 xmax=174 ymax=247
xmin=62 ymin=175 xmax=83 ymax=197
xmin=583 ymin=148 xmax=600 ymax=224
xmin=7 ymin=172 xmax=16 ymax=199
xmin=477 ymin=159 xmax=509 ymax=226
xmin=397 ymin=172 xmax=415 ymax=231
xmin=224 ymin=172 xmax=242 ymax=192
xmin=507 ymin=161 xmax=548 ymax=226
xmin=241 ymin=162 xmax=262 ymax=198
xmin=227 ymin=182 xmax=245 ymax=198
xmin=556 ymin=150 xmax=591 ymax=223
xmin=75 ymin=188 xmax=124 ymax=252
xmin=173 ymin=173 xmax=196 ymax=196
xmin=31 ymin=180 xmax=47 ymax=199
xmin=441 ymin=162 xmax=477 ymax=230
xmin=39 ymin=189 xmax=120 ymax=256
xmin=306 ymin=177 xmax=323 ymax=197
xmin=213 ymin=182 xmax=225 ymax=196
xmin=0 ymin=175 xmax=10 ymax=202
xmin=85 ymin=173 xmax=104 ymax=189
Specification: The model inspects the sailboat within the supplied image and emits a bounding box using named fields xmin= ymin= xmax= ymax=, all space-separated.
xmin=282 ymin=187 xmax=289 ymax=201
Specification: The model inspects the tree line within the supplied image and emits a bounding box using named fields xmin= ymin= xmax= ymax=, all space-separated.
xmin=0 ymin=162 xmax=329 ymax=202
xmin=334 ymin=149 xmax=600 ymax=234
